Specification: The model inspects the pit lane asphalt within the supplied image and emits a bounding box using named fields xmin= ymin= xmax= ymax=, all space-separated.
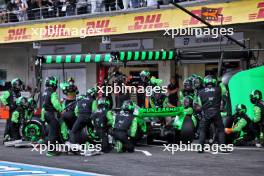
xmin=0 ymin=121 xmax=264 ymax=176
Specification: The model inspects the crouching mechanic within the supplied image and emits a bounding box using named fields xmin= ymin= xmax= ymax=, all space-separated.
xmin=250 ymin=90 xmax=264 ymax=147
xmin=69 ymin=88 xmax=97 ymax=145
xmin=172 ymin=96 xmax=196 ymax=141
xmin=113 ymin=100 xmax=137 ymax=153
xmin=1 ymin=78 xmax=23 ymax=142
xmin=41 ymin=76 xmax=63 ymax=156
xmin=225 ymin=104 xmax=255 ymax=146
xmin=91 ymin=97 xmax=113 ymax=152
xmin=25 ymin=98 xmax=37 ymax=120
xmin=4 ymin=97 xmax=28 ymax=144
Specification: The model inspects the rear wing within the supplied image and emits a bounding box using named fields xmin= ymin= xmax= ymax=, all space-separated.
xmin=137 ymin=107 xmax=184 ymax=118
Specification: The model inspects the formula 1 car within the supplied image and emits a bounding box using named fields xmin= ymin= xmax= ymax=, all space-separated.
xmin=136 ymin=106 xmax=197 ymax=144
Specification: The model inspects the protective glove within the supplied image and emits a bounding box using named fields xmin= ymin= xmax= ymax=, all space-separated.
xmin=225 ymin=128 xmax=233 ymax=134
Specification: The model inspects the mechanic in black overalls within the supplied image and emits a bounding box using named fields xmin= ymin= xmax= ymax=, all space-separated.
xmin=70 ymin=88 xmax=97 ymax=144
xmin=196 ymin=75 xmax=225 ymax=153
xmin=113 ymin=100 xmax=137 ymax=153
xmin=0 ymin=78 xmax=23 ymax=142
xmin=225 ymin=104 xmax=255 ymax=146
xmin=192 ymin=76 xmax=204 ymax=139
xmin=91 ymin=97 xmax=113 ymax=152
xmin=62 ymin=77 xmax=79 ymax=106
xmin=250 ymin=90 xmax=264 ymax=147
xmin=179 ymin=78 xmax=194 ymax=106
xmin=114 ymin=74 xmax=130 ymax=108
xmin=137 ymin=70 xmax=151 ymax=108
xmin=8 ymin=97 xmax=28 ymax=141
xmin=61 ymin=77 xmax=79 ymax=130
xmin=42 ymin=76 xmax=63 ymax=156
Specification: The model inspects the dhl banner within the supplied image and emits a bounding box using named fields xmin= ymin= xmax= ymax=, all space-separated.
xmin=0 ymin=0 xmax=264 ymax=44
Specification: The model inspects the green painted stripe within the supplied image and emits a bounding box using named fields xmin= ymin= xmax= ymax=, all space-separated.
xmin=46 ymin=56 xmax=52 ymax=63
xmin=134 ymin=51 xmax=139 ymax=60
xmin=56 ymin=55 xmax=62 ymax=63
xmin=148 ymin=51 xmax=153 ymax=60
xmin=104 ymin=54 xmax=111 ymax=62
xmin=162 ymin=51 xmax=167 ymax=60
xmin=120 ymin=52 xmax=125 ymax=61
xmin=65 ymin=55 xmax=72 ymax=63
xmin=75 ymin=55 xmax=81 ymax=63
xmin=95 ymin=54 xmax=101 ymax=62
xmin=141 ymin=51 xmax=146 ymax=60
xmin=168 ymin=51 xmax=174 ymax=60
xmin=43 ymin=51 xmax=174 ymax=64
xmin=155 ymin=51 xmax=160 ymax=60
xmin=85 ymin=55 xmax=91 ymax=62
xmin=127 ymin=52 xmax=132 ymax=61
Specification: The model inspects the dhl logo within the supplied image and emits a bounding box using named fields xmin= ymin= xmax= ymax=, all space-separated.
xmin=4 ymin=28 xmax=31 ymax=41
xmin=43 ymin=24 xmax=71 ymax=38
xmin=128 ymin=14 xmax=169 ymax=31
xmin=86 ymin=20 xmax=116 ymax=34
xmin=249 ymin=2 xmax=264 ymax=20
xmin=182 ymin=8 xmax=232 ymax=26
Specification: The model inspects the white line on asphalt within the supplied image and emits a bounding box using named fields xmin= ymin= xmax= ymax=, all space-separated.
xmin=209 ymin=152 xmax=231 ymax=155
xmin=233 ymin=147 xmax=264 ymax=151
xmin=135 ymin=149 xmax=152 ymax=156
xmin=144 ymin=144 xmax=164 ymax=148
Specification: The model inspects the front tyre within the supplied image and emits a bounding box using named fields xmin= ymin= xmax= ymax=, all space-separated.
xmin=20 ymin=117 xmax=45 ymax=142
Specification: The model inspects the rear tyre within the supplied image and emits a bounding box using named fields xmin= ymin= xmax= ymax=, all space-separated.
xmin=181 ymin=117 xmax=195 ymax=143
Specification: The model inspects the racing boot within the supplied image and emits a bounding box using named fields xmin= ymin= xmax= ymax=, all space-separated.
xmin=4 ymin=139 xmax=23 ymax=147
xmin=46 ymin=151 xmax=61 ymax=157
xmin=65 ymin=141 xmax=83 ymax=153
xmin=3 ymin=134 xmax=11 ymax=143
xmin=115 ymin=140 xmax=124 ymax=153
